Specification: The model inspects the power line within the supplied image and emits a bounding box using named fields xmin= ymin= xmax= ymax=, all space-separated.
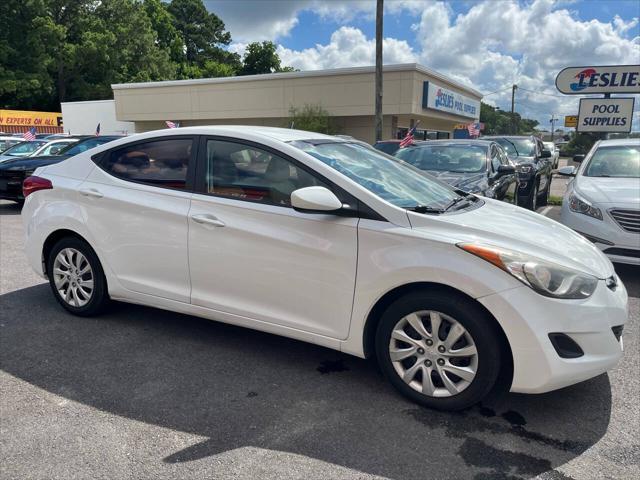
xmin=518 ymin=87 xmax=574 ymax=99
xmin=482 ymin=86 xmax=513 ymax=97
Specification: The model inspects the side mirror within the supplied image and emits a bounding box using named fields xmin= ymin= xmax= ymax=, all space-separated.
xmin=291 ymin=186 xmax=343 ymax=213
xmin=573 ymin=154 xmax=585 ymax=163
xmin=557 ymin=166 xmax=576 ymax=176
xmin=541 ymin=149 xmax=552 ymax=158
xmin=496 ymin=164 xmax=516 ymax=176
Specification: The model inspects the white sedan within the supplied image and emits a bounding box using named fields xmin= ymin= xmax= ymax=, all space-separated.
xmin=21 ymin=126 xmax=628 ymax=411
xmin=559 ymin=138 xmax=640 ymax=265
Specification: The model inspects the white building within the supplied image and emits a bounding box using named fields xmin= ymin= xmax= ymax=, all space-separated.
xmin=61 ymin=100 xmax=135 ymax=136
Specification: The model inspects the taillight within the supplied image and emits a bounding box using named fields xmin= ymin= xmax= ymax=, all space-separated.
xmin=23 ymin=176 xmax=53 ymax=198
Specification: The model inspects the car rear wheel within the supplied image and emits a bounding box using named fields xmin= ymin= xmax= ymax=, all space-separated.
xmin=375 ymin=291 xmax=502 ymax=411
xmin=47 ymin=237 xmax=109 ymax=316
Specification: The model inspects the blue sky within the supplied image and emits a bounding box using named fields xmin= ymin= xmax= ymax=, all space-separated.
xmin=207 ymin=0 xmax=640 ymax=130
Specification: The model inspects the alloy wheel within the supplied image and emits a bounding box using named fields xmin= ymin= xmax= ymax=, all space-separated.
xmin=53 ymin=248 xmax=94 ymax=307
xmin=388 ymin=310 xmax=478 ymax=397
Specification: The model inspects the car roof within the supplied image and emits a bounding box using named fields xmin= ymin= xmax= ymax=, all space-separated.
xmin=159 ymin=126 xmax=340 ymax=143
xmin=597 ymin=138 xmax=640 ymax=147
xmin=482 ymin=135 xmax=534 ymax=139
xmin=403 ymin=139 xmax=493 ymax=147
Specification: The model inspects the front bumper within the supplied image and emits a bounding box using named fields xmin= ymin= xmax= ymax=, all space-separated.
xmin=560 ymin=201 xmax=640 ymax=265
xmin=479 ymin=279 xmax=628 ymax=394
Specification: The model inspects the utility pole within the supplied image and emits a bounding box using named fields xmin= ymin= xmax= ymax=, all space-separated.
xmin=374 ymin=0 xmax=383 ymax=141
xmin=510 ymin=84 xmax=517 ymax=134
xmin=549 ymin=114 xmax=556 ymax=142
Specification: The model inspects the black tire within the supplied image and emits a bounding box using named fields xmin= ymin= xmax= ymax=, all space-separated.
xmin=538 ymin=177 xmax=551 ymax=207
xmin=375 ymin=290 xmax=502 ymax=411
xmin=520 ymin=180 xmax=538 ymax=210
xmin=47 ymin=236 xmax=110 ymax=316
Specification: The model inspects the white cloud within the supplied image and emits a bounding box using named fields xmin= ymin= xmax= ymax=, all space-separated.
xmin=277 ymin=26 xmax=417 ymax=70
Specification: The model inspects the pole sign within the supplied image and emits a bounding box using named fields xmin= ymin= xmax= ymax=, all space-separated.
xmin=577 ymin=98 xmax=634 ymax=133
xmin=564 ymin=115 xmax=578 ymax=128
xmin=422 ymin=81 xmax=480 ymax=119
xmin=555 ymin=65 xmax=640 ymax=94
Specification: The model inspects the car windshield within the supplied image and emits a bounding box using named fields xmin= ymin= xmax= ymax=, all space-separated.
xmin=61 ymin=137 xmax=115 ymax=155
xmin=494 ymin=138 xmax=535 ymax=157
xmin=543 ymin=142 xmax=555 ymax=151
xmin=290 ymin=141 xmax=462 ymax=209
xmin=584 ymin=145 xmax=640 ymax=178
xmin=2 ymin=140 xmax=47 ymax=156
xmin=396 ymin=144 xmax=487 ymax=173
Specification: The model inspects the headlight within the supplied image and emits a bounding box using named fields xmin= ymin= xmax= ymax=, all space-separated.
xmin=517 ymin=165 xmax=533 ymax=174
xmin=458 ymin=244 xmax=599 ymax=299
xmin=568 ymin=192 xmax=602 ymax=220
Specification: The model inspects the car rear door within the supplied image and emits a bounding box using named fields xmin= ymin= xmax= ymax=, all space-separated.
xmin=78 ymin=135 xmax=197 ymax=303
xmin=187 ymin=136 xmax=358 ymax=339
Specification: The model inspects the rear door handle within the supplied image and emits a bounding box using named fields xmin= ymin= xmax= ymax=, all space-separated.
xmin=79 ymin=188 xmax=104 ymax=198
xmin=190 ymin=214 xmax=225 ymax=227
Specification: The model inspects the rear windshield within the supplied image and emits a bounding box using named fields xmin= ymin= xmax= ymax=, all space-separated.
xmin=373 ymin=142 xmax=400 ymax=155
xmin=584 ymin=145 xmax=640 ymax=178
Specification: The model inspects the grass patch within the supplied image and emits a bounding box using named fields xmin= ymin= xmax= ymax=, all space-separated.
xmin=548 ymin=195 xmax=563 ymax=206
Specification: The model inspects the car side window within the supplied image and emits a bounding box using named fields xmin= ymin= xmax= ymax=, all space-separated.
xmin=104 ymin=138 xmax=193 ymax=190
xmin=490 ymin=146 xmax=501 ymax=172
xmin=204 ymin=139 xmax=329 ymax=207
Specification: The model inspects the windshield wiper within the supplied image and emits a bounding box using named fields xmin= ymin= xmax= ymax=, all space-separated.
xmin=406 ymin=205 xmax=444 ymax=214
xmin=502 ymin=139 xmax=519 ymax=156
xmin=443 ymin=194 xmax=475 ymax=212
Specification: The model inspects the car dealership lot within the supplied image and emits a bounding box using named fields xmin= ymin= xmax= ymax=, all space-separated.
xmin=1 ymin=199 xmax=638 ymax=480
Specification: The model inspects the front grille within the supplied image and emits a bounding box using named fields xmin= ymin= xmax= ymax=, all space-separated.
xmin=612 ymin=325 xmax=624 ymax=342
xmin=609 ymin=209 xmax=640 ymax=233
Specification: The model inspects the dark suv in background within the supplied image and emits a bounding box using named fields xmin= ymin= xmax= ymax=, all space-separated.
xmin=0 ymin=135 xmax=123 ymax=204
xmin=482 ymin=135 xmax=553 ymax=210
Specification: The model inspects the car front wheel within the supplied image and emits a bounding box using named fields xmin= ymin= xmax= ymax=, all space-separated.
xmin=47 ymin=237 xmax=110 ymax=316
xmin=375 ymin=291 xmax=502 ymax=411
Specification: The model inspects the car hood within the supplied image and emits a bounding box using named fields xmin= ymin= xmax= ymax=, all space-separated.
xmin=576 ymin=176 xmax=640 ymax=205
xmin=424 ymin=170 xmax=487 ymax=189
xmin=0 ymin=154 xmax=70 ymax=171
xmin=509 ymin=155 xmax=535 ymax=165
xmin=408 ymin=198 xmax=613 ymax=279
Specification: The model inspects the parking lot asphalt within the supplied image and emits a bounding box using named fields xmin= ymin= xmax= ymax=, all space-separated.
xmin=1 ymin=198 xmax=638 ymax=480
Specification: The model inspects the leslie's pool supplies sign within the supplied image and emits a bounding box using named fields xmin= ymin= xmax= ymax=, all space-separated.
xmin=556 ymin=65 xmax=640 ymax=94
xmin=577 ymin=98 xmax=634 ymax=133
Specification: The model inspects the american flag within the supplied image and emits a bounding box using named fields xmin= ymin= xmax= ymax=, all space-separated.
xmin=95 ymin=123 xmax=101 ymax=136
xmin=165 ymin=120 xmax=179 ymax=129
xmin=399 ymin=122 xmax=420 ymax=148
xmin=23 ymin=127 xmax=37 ymax=141
xmin=467 ymin=122 xmax=480 ymax=137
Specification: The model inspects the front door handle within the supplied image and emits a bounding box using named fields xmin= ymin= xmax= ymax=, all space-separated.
xmin=190 ymin=214 xmax=225 ymax=227
xmin=79 ymin=188 xmax=104 ymax=198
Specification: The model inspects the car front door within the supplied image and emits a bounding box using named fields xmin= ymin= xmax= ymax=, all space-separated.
xmin=79 ymin=136 xmax=196 ymax=303
xmin=187 ymin=137 xmax=359 ymax=339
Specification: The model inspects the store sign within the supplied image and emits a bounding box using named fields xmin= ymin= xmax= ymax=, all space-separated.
xmin=0 ymin=109 xmax=63 ymax=127
xmin=555 ymin=65 xmax=640 ymax=94
xmin=422 ymin=82 xmax=480 ymax=119
xmin=577 ymin=98 xmax=634 ymax=133
xmin=564 ymin=115 xmax=578 ymax=128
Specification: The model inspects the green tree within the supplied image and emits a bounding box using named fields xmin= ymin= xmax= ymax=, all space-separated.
xmin=0 ymin=0 xmax=58 ymax=110
xmin=480 ymin=102 xmax=539 ymax=135
xmin=143 ymin=0 xmax=184 ymax=62
xmin=287 ymin=104 xmax=338 ymax=134
xmin=239 ymin=41 xmax=294 ymax=75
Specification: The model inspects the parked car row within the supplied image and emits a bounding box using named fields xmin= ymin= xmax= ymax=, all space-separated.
xmin=371 ymin=135 xmax=554 ymax=211
xmin=0 ymin=136 xmax=123 ymax=203
xmin=20 ymin=125 xmax=628 ymax=412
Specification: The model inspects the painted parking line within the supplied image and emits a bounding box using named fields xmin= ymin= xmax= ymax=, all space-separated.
xmin=538 ymin=206 xmax=553 ymax=216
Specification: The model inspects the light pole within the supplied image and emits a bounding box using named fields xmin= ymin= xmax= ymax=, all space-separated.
xmin=374 ymin=0 xmax=383 ymax=141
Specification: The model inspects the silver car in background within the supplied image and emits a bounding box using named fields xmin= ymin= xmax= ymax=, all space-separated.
xmin=558 ymin=138 xmax=640 ymax=265
xmin=543 ymin=141 xmax=560 ymax=169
